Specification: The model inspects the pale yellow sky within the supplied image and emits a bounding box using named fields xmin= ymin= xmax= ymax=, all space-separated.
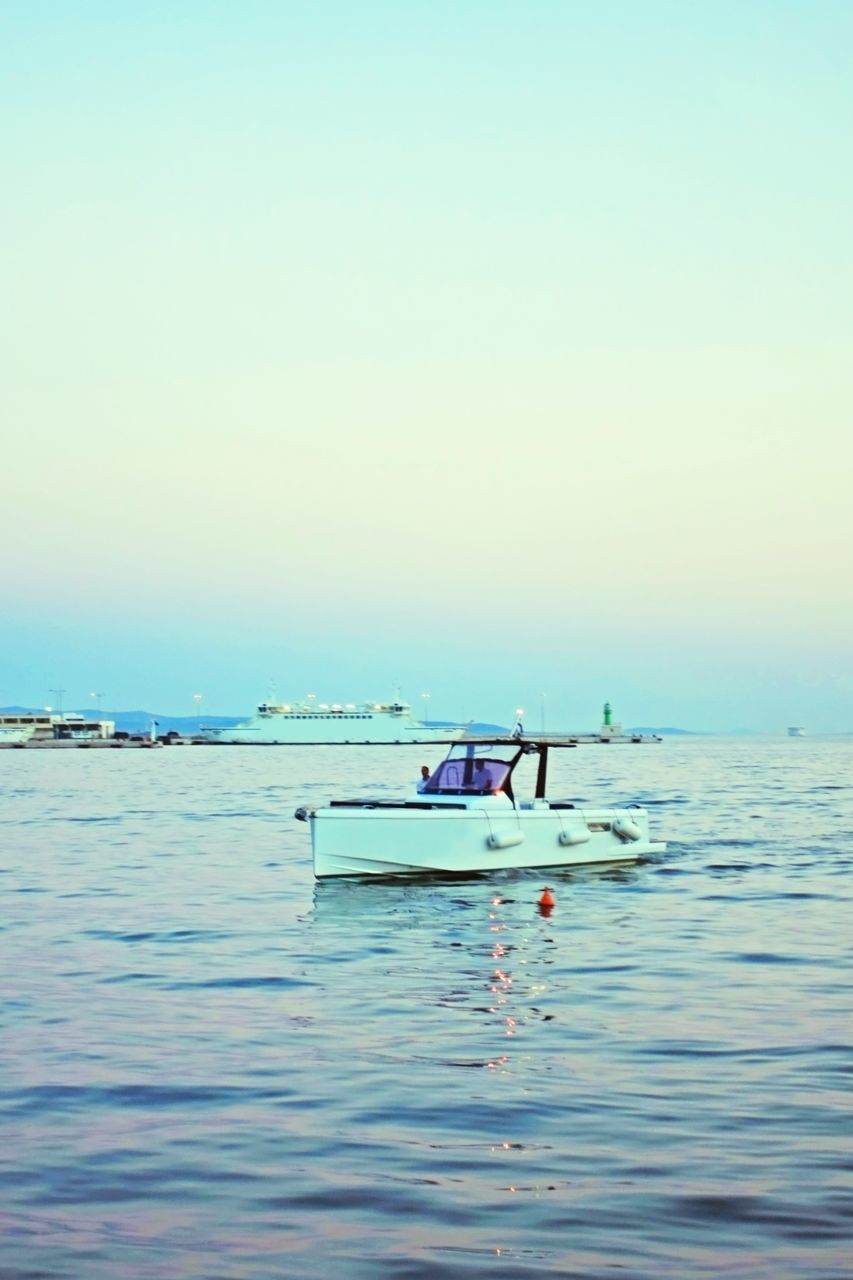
xmin=3 ymin=1 xmax=852 ymax=729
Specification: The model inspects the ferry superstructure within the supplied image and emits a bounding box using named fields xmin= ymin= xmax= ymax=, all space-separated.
xmin=201 ymin=699 xmax=465 ymax=745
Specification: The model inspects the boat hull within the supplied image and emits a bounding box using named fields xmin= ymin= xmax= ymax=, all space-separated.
xmin=306 ymin=804 xmax=664 ymax=878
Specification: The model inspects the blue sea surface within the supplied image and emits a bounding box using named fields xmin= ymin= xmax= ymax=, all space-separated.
xmin=1 ymin=737 xmax=851 ymax=1279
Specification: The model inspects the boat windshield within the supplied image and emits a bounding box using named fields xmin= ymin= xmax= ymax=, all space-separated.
xmin=422 ymin=742 xmax=519 ymax=795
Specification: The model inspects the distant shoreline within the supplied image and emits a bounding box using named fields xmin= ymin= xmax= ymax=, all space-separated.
xmin=6 ymin=706 xmax=848 ymax=736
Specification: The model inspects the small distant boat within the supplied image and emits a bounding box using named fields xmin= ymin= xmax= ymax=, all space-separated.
xmin=201 ymin=698 xmax=464 ymax=745
xmin=295 ymin=733 xmax=666 ymax=878
xmin=787 ymin=726 xmax=806 ymax=738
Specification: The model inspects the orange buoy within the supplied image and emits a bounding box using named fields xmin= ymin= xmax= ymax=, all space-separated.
xmin=538 ymin=887 xmax=555 ymax=914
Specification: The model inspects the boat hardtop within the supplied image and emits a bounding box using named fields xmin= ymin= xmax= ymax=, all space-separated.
xmin=337 ymin=736 xmax=576 ymax=809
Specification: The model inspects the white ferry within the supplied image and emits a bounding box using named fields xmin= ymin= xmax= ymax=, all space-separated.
xmin=296 ymin=733 xmax=666 ymax=878
xmin=201 ymin=698 xmax=465 ymax=745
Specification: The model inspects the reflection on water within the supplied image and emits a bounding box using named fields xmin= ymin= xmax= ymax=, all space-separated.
xmin=0 ymin=738 xmax=851 ymax=1278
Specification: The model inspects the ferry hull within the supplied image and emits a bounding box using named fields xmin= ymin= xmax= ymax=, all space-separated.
xmin=306 ymin=805 xmax=664 ymax=878
xmin=203 ymin=699 xmax=464 ymax=745
xmin=210 ymin=725 xmax=461 ymax=745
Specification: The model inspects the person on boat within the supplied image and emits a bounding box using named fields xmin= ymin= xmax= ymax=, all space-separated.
xmin=512 ymin=718 xmax=524 ymax=739
xmin=416 ymin=765 xmax=430 ymax=792
xmin=471 ymin=760 xmax=492 ymax=791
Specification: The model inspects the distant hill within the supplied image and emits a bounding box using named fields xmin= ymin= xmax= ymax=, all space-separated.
xmin=112 ymin=711 xmax=243 ymax=734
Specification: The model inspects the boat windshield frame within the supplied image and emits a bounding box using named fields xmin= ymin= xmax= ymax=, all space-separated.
xmin=421 ymin=737 xmax=578 ymax=804
xmin=421 ymin=741 xmax=528 ymax=800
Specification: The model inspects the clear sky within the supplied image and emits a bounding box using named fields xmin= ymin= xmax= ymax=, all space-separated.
xmin=2 ymin=1 xmax=852 ymax=732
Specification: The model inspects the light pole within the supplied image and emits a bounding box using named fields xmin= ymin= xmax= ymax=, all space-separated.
xmin=193 ymin=692 xmax=203 ymax=734
xmin=49 ymin=687 xmax=65 ymax=716
xmin=90 ymin=691 xmax=103 ymax=721
xmin=540 ymin=692 xmax=546 ymax=733
xmin=421 ymin=692 xmax=430 ymax=725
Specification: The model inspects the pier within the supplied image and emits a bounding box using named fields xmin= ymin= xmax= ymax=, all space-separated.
xmin=1 ymin=737 xmax=164 ymax=750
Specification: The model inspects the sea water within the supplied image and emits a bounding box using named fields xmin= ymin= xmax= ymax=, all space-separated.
xmin=0 ymin=737 xmax=851 ymax=1279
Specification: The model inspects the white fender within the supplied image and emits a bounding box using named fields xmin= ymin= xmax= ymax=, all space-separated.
xmin=558 ymin=827 xmax=592 ymax=846
xmin=613 ymin=815 xmax=642 ymax=841
xmin=486 ymin=830 xmax=525 ymax=850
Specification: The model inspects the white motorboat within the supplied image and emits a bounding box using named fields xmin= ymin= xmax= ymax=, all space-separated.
xmin=295 ymin=735 xmax=666 ymax=878
xmin=201 ymin=697 xmax=464 ymax=745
